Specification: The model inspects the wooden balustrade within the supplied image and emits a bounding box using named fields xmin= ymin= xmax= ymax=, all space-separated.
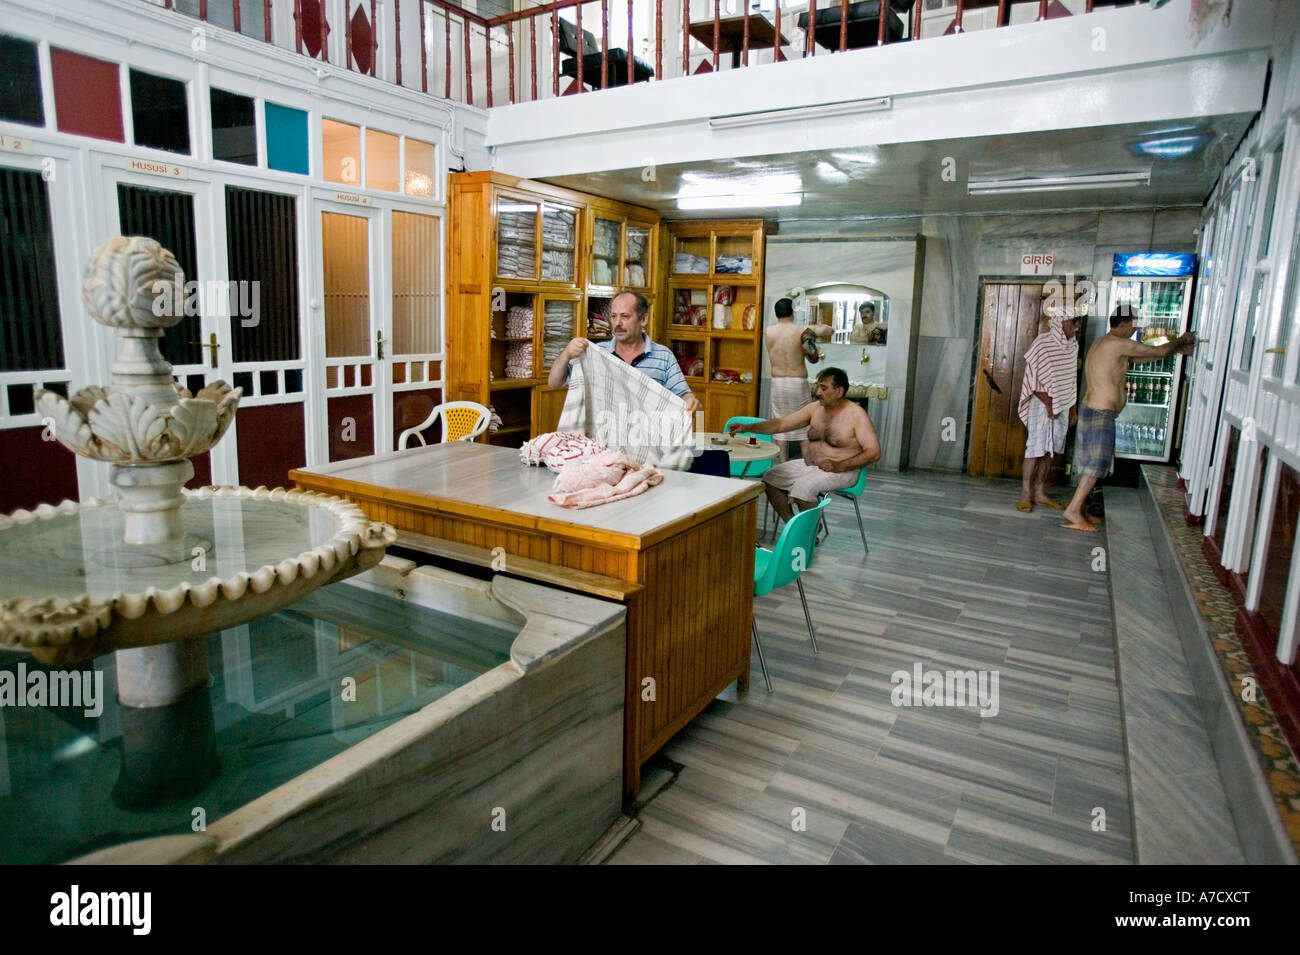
xmin=155 ymin=0 xmax=1148 ymax=109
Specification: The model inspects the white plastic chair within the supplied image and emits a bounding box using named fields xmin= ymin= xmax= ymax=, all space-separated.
xmin=398 ymin=400 xmax=490 ymax=449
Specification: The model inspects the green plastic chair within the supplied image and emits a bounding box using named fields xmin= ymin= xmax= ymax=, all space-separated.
xmin=818 ymin=466 xmax=869 ymax=555
xmin=725 ymin=414 xmax=777 ymax=535
xmin=723 ymin=415 xmax=775 ymax=479
xmin=751 ymin=497 xmax=831 ymax=693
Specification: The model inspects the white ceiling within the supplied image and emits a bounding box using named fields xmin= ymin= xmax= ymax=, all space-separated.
xmin=541 ymin=114 xmax=1252 ymax=223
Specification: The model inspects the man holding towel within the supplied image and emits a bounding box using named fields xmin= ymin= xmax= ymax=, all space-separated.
xmin=1017 ymin=308 xmax=1081 ymax=512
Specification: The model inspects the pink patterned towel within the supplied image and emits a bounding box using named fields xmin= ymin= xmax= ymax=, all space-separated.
xmin=520 ymin=431 xmax=605 ymax=472
xmin=548 ymin=450 xmax=663 ymax=509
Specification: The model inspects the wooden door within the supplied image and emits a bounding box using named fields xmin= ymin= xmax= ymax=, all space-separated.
xmin=969 ymin=282 xmax=1047 ymax=477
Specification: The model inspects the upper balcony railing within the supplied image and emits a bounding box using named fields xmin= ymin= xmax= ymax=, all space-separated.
xmin=151 ymin=0 xmax=1147 ymax=109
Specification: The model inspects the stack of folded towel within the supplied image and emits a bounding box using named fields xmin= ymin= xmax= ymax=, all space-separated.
xmin=674 ymin=253 xmax=709 ymax=274
xmin=715 ymin=255 xmax=752 ymax=274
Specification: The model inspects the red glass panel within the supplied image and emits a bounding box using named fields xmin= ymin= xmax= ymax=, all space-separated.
xmin=50 ymin=48 xmax=124 ymax=142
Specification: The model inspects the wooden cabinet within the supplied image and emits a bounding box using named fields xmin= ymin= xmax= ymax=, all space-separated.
xmin=662 ymin=220 xmax=768 ymax=427
xmin=447 ymin=172 xmax=661 ymax=444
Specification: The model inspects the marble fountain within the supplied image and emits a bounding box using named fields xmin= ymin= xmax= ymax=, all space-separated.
xmin=0 ymin=238 xmax=625 ymax=864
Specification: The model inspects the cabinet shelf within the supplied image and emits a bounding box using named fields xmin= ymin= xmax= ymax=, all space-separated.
xmin=489 ymin=378 xmax=542 ymax=390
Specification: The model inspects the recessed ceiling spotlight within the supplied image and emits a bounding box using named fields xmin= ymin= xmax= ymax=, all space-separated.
xmin=1131 ymin=135 xmax=1207 ymax=159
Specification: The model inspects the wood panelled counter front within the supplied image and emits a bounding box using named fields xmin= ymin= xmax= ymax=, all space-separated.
xmin=290 ymin=442 xmax=760 ymax=801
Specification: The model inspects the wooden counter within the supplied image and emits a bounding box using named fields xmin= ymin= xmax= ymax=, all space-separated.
xmin=291 ymin=443 xmax=760 ymax=801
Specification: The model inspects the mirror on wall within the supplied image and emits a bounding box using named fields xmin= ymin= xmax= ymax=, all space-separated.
xmin=805 ymin=284 xmax=889 ymax=345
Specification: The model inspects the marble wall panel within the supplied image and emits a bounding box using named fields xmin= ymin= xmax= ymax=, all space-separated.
xmin=912 ymin=335 xmax=974 ymax=472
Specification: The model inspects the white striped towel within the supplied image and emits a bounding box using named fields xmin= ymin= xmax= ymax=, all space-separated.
xmin=559 ymin=343 xmax=694 ymax=470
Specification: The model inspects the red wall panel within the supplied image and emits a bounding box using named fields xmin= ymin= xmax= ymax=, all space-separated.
xmin=0 ymin=425 xmax=80 ymax=514
xmin=236 ymin=402 xmax=307 ymax=490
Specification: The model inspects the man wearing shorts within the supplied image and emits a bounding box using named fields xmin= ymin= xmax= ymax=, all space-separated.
xmin=764 ymin=297 xmax=833 ymax=461
xmin=728 ymin=367 xmax=880 ymax=522
xmin=1060 ymin=304 xmax=1196 ymax=531
xmin=1017 ymin=309 xmax=1080 ymax=512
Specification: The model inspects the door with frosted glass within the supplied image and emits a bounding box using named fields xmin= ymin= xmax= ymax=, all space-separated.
xmin=388 ymin=210 xmax=445 ymax=448
xmin=318 ymin=205 xmax=382 ymax=461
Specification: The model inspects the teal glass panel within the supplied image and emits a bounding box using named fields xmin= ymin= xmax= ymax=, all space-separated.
xmin=265 ymin=101 xmax=308 ymax=175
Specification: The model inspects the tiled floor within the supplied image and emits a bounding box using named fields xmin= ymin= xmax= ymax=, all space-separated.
xmin=609 ymin=469 xmax=1145 ymax=864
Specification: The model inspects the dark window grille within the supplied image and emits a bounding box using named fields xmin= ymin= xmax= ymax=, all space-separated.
xmin=117 ymin=182 xmax=202 ymax=367
xmin=129 ymin=69 xmax=191 ymax=155
xmin=0 ymin=34 xmax=44 ymax=127
xmin=0 ymin=167 xmax=64 ymax=372
xmin=226 ymin=186 xmax=300 ymax=363
xmin=210 ymin=88 xmax=257 ymax=165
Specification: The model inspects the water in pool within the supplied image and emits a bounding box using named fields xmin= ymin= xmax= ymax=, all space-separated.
xmin=0 ymin=581 xmax=515 ymax=864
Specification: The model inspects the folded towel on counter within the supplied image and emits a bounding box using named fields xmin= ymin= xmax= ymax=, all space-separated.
xmin=520 ymin=431 xmax=605 ymax=471
xmin=548 ymin=449 xmax=663 ymax=509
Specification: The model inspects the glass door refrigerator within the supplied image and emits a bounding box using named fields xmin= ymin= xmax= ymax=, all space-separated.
xmin=1110 ymin=253 xmax=1197 ymax=463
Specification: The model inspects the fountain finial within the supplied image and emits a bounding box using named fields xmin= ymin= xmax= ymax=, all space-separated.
xmin=35 ymin=236 xmax=241 ymax=547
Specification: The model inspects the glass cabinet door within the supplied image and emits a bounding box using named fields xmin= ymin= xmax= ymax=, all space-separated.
xmin=541 ymin=298 xmax=577 ymax=373
xmin=496 ymin=198 xmax=538 ymax=280
xmin=541 ymin=203 xmax=577 ymax=283
xmin=714 ymin=233 xmax=755 ymax=276
xmin=624 ymin=223 xmax=651 ymax=289
xmin=591 ymin=216 xmax=621 ymax=287
xmin=672 ymin=233 xmax=710 ymax=276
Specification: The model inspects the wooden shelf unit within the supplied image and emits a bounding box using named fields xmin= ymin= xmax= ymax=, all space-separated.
xmin=662 ymin=220 xmax=768 ymax=431
xmin=447 ymin=172 xmax=661 ymax=444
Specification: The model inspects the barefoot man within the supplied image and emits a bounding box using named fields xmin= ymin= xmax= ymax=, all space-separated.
xmin=765 ymin=297 xmax=833 ymax=460
xmin=728 ymin=367 xmax=880 ymax=522
xmin=1060 ymin=304 xmax=1195 ymax=531
xmin=1017 ymin=308 xmax=1080 ymax=512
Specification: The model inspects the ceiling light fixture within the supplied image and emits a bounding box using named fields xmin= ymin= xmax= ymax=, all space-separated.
xmin=709 ymin=97 xmax=891 ymax=130
xmin=967 ymin=170 xmax=1151 ymax=196
xmin=676 ymin=192 xmax=802 ymax=210
xmin=1131 ymin=135 xmax=1206 ymax=159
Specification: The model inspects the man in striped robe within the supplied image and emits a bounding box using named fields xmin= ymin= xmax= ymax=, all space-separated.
xmin=1017 ymin=309 xmax=1080 ymax=511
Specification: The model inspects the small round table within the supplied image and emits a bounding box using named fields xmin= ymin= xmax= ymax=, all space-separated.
xmin=697 ymin=432 xmax=781 ymax=477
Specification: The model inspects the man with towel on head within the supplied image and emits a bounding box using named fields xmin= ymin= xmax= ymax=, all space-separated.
xmin=1017 ymin=307 xmax=1081 ymax=512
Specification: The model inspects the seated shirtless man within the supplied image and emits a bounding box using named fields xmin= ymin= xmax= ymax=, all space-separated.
xmin=1061 ymin=304 xmax=1195 ymax=531
xmin=728 ymin=367 xmax=881 ymax=522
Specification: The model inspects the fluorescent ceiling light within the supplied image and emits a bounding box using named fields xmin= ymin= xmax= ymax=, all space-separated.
xmin=967 ymin=170 xmax=1151 ymax=196
xmin=709 ymin=97 xmax=891 ymax=130
xmin=676 ymin=192 xmax=802 ymax=210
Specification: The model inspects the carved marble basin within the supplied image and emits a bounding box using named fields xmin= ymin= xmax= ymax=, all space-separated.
xmin=0 ymin=487 xmax=396 ymax=668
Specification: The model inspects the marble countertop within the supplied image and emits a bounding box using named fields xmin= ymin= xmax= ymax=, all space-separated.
xmin=292 ymin=442 xmax=760 ymax=543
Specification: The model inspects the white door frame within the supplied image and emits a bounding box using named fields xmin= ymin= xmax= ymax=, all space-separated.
xmin=308 ymin=194 xmax=388 ymax=463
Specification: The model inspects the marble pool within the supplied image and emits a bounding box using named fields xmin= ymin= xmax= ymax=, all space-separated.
xmin=0 ymin=556 xmax=626 ymax=864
